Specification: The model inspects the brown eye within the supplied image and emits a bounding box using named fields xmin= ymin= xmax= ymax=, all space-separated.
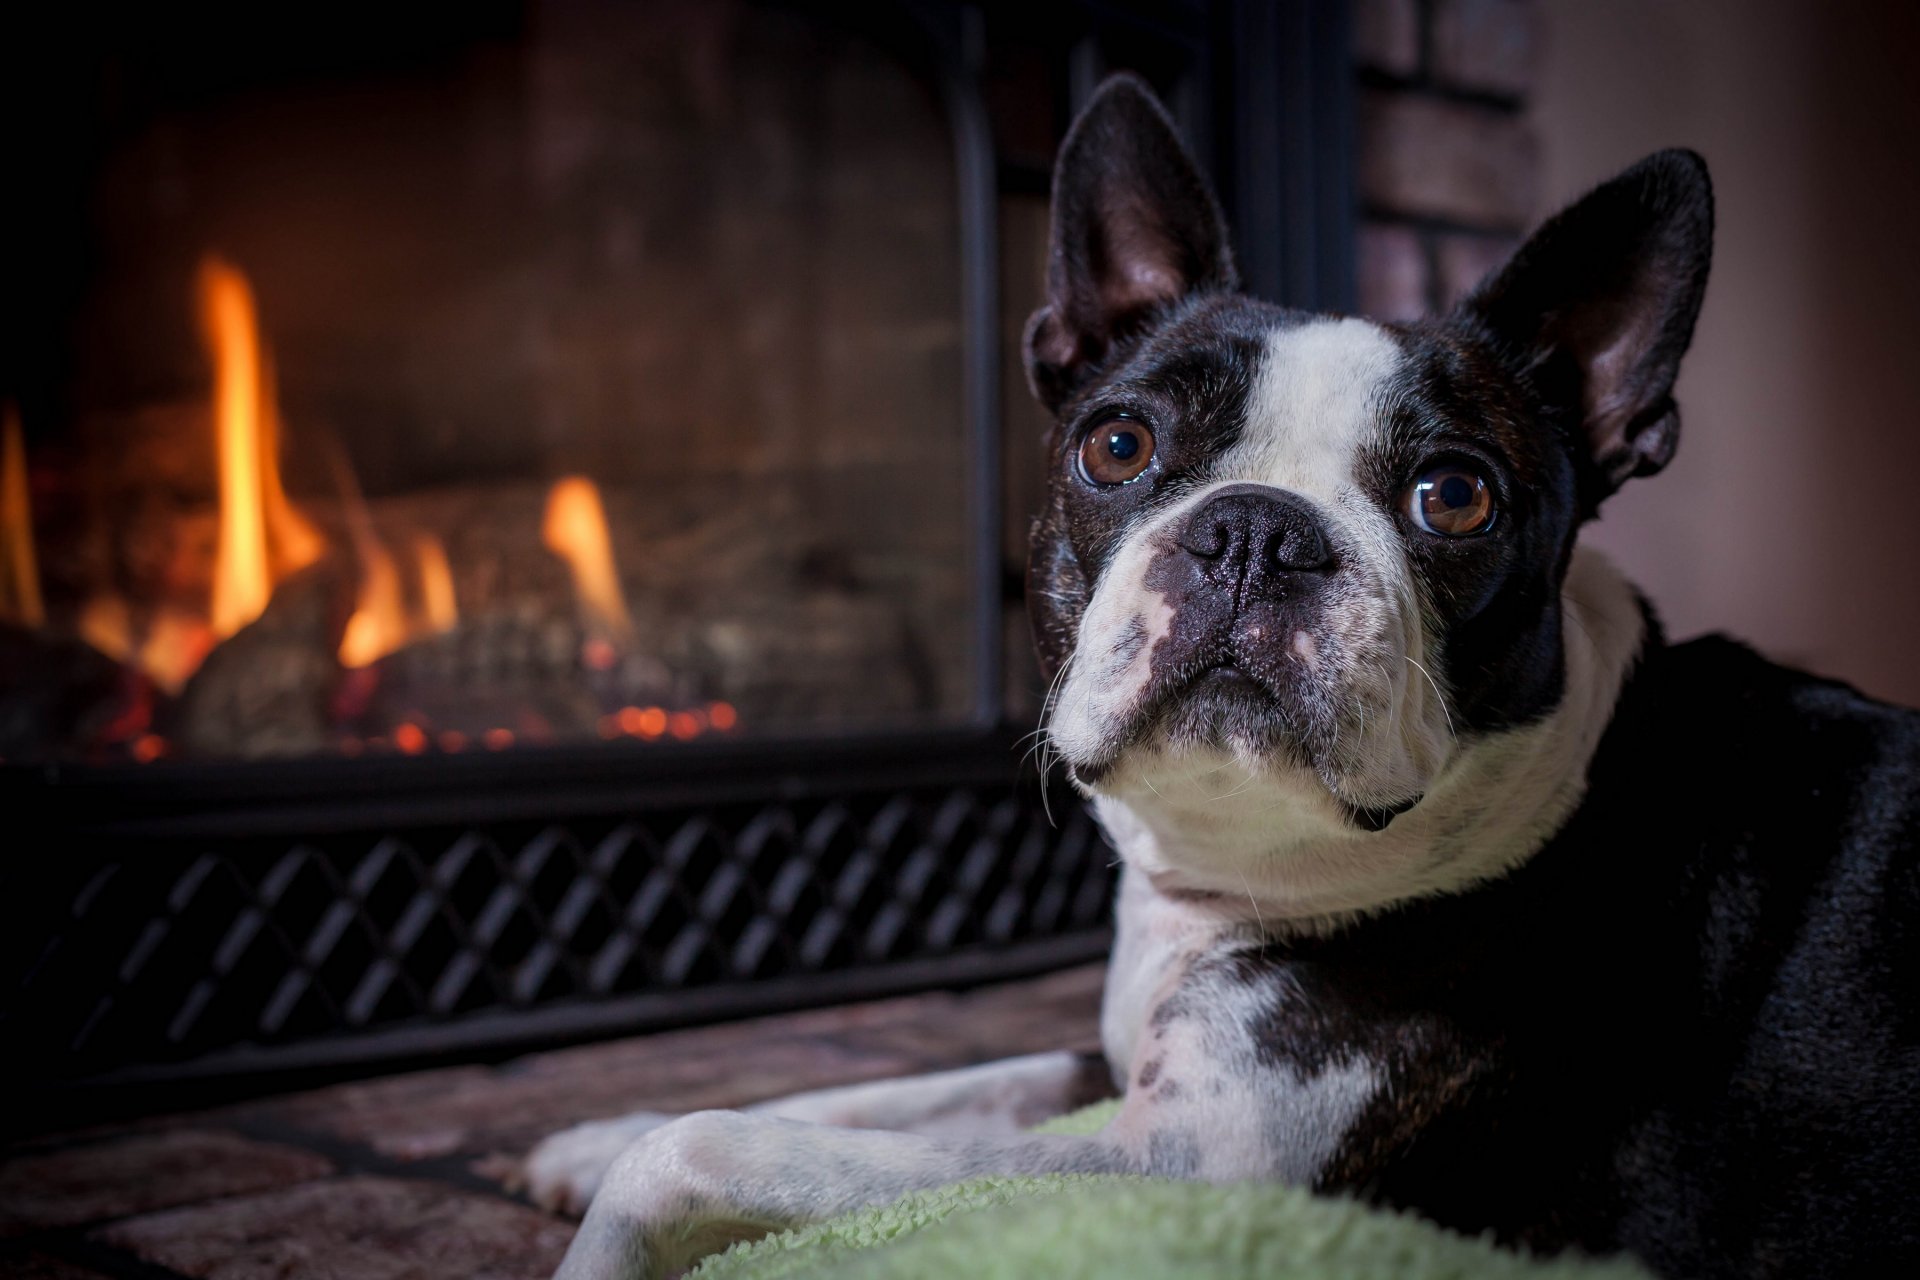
xmin=1407 ymin=465 xmax=1495 ymax=536
xmin=1078 ymin=419 xmax=1155 ymax=485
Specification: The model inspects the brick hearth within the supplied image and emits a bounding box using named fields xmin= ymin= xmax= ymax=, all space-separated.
xmin=0 ymin=966 xmax=1105 ymax=1280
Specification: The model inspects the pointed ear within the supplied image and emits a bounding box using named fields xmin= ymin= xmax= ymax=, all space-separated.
xmin=1459 ymin=149 xmax=1713 ymax=505
xmin=1024 ymin=74 xmax=1236 ymax=413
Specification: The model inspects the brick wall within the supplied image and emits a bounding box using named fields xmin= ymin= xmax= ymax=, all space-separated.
xmin=1351 ymin=0 xmax=1541 ymax=320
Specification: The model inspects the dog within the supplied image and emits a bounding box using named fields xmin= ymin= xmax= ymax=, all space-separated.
xmin=527 ymin=75 xmax=1920 ymax=1279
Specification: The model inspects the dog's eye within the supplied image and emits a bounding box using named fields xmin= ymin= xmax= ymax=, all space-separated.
xmin=1078 ymin=419 xmax=1156 ymax=485
xmin=1407 ymin=465 xmax=1495 ymax=536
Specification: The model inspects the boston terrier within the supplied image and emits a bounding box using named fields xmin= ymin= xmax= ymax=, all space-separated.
xmin=528 ymin=75 xmax=1920 ymax=1279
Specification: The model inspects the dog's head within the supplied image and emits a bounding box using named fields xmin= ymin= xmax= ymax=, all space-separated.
xmin=1026 ymin=77 xmax=1711 ymax=906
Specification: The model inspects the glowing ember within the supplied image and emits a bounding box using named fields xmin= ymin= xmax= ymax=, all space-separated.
xmin=0 ymin=404 xmax=44 ymax=628
xmin=542 ymin=476 xmax=634 ymax=645
xmin=581 ymin=636 xmax=618 ymax=671
xmin=709 ymin=701 xmax=738 ymax=731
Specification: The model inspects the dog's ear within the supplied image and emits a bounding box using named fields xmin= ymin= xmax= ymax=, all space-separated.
xmin=1459 ymin=149 xmax=1713 ymax=505
xmin=1025 ymin=74 xmax=1236 ymax=413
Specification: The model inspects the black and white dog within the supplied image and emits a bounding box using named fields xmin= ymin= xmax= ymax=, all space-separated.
xmin=530 ymin=76 xmax=1920 ymax=1279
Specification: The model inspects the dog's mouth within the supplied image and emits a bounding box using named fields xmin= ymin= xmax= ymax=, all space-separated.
xmin=1065 ymin=653 xmax=1424 ymax=831
xmin=1069 ymin=653 xmax=1296 ymax=779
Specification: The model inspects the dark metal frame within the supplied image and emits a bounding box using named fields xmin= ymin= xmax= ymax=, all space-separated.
xmin=1 ymin=0 xmax=1355 ymax=1113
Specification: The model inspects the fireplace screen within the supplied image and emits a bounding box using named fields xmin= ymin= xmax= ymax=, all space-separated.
xmin=3 ymin=3 xmax=979 ymax=765
xmin=2 ymin=0 xmax=1350 ymax=1100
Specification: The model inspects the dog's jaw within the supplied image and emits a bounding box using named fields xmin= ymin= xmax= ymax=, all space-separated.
xmin=1085 ymin=546 xmax=1647 ymax=932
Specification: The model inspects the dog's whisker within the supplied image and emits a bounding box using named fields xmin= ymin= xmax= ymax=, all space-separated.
xmin=1405 ymin=654 xmax=1455 ymax=742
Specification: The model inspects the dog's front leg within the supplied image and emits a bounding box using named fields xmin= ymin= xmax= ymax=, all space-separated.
xmin=741 ymin=1048 xmax=1112 ymax=1133
xmin=524 ymin=1049 xmax=1111 ymax=1215
xmin=551 ymin=1110 xmax=1146 ymax=1280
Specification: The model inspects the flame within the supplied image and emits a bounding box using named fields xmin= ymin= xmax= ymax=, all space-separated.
xmin=198 ymin=256 xmax=322 ymax=638
xmin=338 ymin=542 xmax=408 ymax=668
xmin=413 ymin=533 xmax=458 ymax=632
xmin=542 ymin=476 xmax=633 ymax=644
xmin=141 ymin=609 xmax=215 ymax=693
xmin=334 ymin=471 xmax=457 ymax=669
xmin=76 ymin=594 xmax=212 ymax=694
xmin=257 ymin=345 xmax=325 ymax=577
xmin=78 ymin=594 xmax=131 ymax=661
xmin=1 ymin=404 xmax=44 ymax=628
xmin=200 ymin=258 xmax=271 ymax=636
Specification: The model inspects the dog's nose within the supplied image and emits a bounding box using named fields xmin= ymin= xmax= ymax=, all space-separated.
xmin=1177 ymin=485 xmax=1333 ymax=588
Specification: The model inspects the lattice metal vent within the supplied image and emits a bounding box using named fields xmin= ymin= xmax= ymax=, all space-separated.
xmin=6 ymin=782 xmax=1113 ymax=1085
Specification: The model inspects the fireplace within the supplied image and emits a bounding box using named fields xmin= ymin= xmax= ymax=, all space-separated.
xmin=0 ymin=0 xmax=1353 ymax=1114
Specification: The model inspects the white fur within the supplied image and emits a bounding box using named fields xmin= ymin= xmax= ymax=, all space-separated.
xmin=524 ymin=1050 xmax=1097 ymax=1216
xmin=1094 ymin=546 xmax=1645 ymax=928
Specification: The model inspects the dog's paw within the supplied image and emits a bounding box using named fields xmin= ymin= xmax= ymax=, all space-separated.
xmin=520 ymin=1112 xmax=674 ymax=1216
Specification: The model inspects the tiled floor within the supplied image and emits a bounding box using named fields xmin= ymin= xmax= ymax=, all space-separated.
xmin=0 ymin=964 xmax=1106 ymax=1280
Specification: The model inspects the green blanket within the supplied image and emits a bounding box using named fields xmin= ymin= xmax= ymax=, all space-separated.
xmin=689 ymin=1102 xmax=1651 ymax=1280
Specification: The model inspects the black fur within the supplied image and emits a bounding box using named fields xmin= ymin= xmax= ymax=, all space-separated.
xmin=1025 ymin=72 xmax=1237 ymax=414
xmin=1229 ymin=632 xmax=1920 ymax=1278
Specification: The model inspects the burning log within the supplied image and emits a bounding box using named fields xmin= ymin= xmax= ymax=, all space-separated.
xmin=170 ymin=561 xmax=350 ymax=759
xmin=0 ymin=623 xmax=155 ymax=762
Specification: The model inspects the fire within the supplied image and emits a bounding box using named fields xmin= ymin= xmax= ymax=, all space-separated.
xmin=198 ymin=256 xmax=322 ymax=639
xmin=413 ymin=534 xmax=458 ymax=632
xmin=1 ymin=404 xmax=44 ymax=628
xmin=257 ymin=345 xmax=325 ymax=577
xmin=542 ymin=476 xmax=633 ymax=644
xmin=338 ymin=542 xmax=408 ymax=668
xmin=75 ymin=595 xmax=212 ymax=695
xmin=334 ymin=469 xmax=458 ymax=669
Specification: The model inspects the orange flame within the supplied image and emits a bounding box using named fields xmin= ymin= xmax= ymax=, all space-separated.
xmin=542 ymin=476 xmax=633 ymax=644
xmin=78 ymin=594 xmax=132 ymax=661
xmin=1 ymin=404 xmax=44 ymax=628
xmin=257 ymin=344 xmax=325 ymax=577
xmin=338 ymin=542 xmax=408 ymax=668
xmin=200 ymin=258 xmax=271 ymax=637
xmin=198 ymin=256 xmax=323 ymax=638
xmin=413 ymin=533 xmax=458 ymax=633
xmin=76 ymin=594 xmax=212 ymax=694
xmin=335 ymin=474 xmax=457 ymax=669
xmin=329 ymin=429 xmax=401 ymax=668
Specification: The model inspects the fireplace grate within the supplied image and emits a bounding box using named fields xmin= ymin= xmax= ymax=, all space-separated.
xmin=3 ymin=735 xmax=1114 ymax=1104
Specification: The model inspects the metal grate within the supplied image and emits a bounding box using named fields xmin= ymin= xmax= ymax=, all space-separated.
xmin=3 ymin=745 xmax=1112 ymax=1093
